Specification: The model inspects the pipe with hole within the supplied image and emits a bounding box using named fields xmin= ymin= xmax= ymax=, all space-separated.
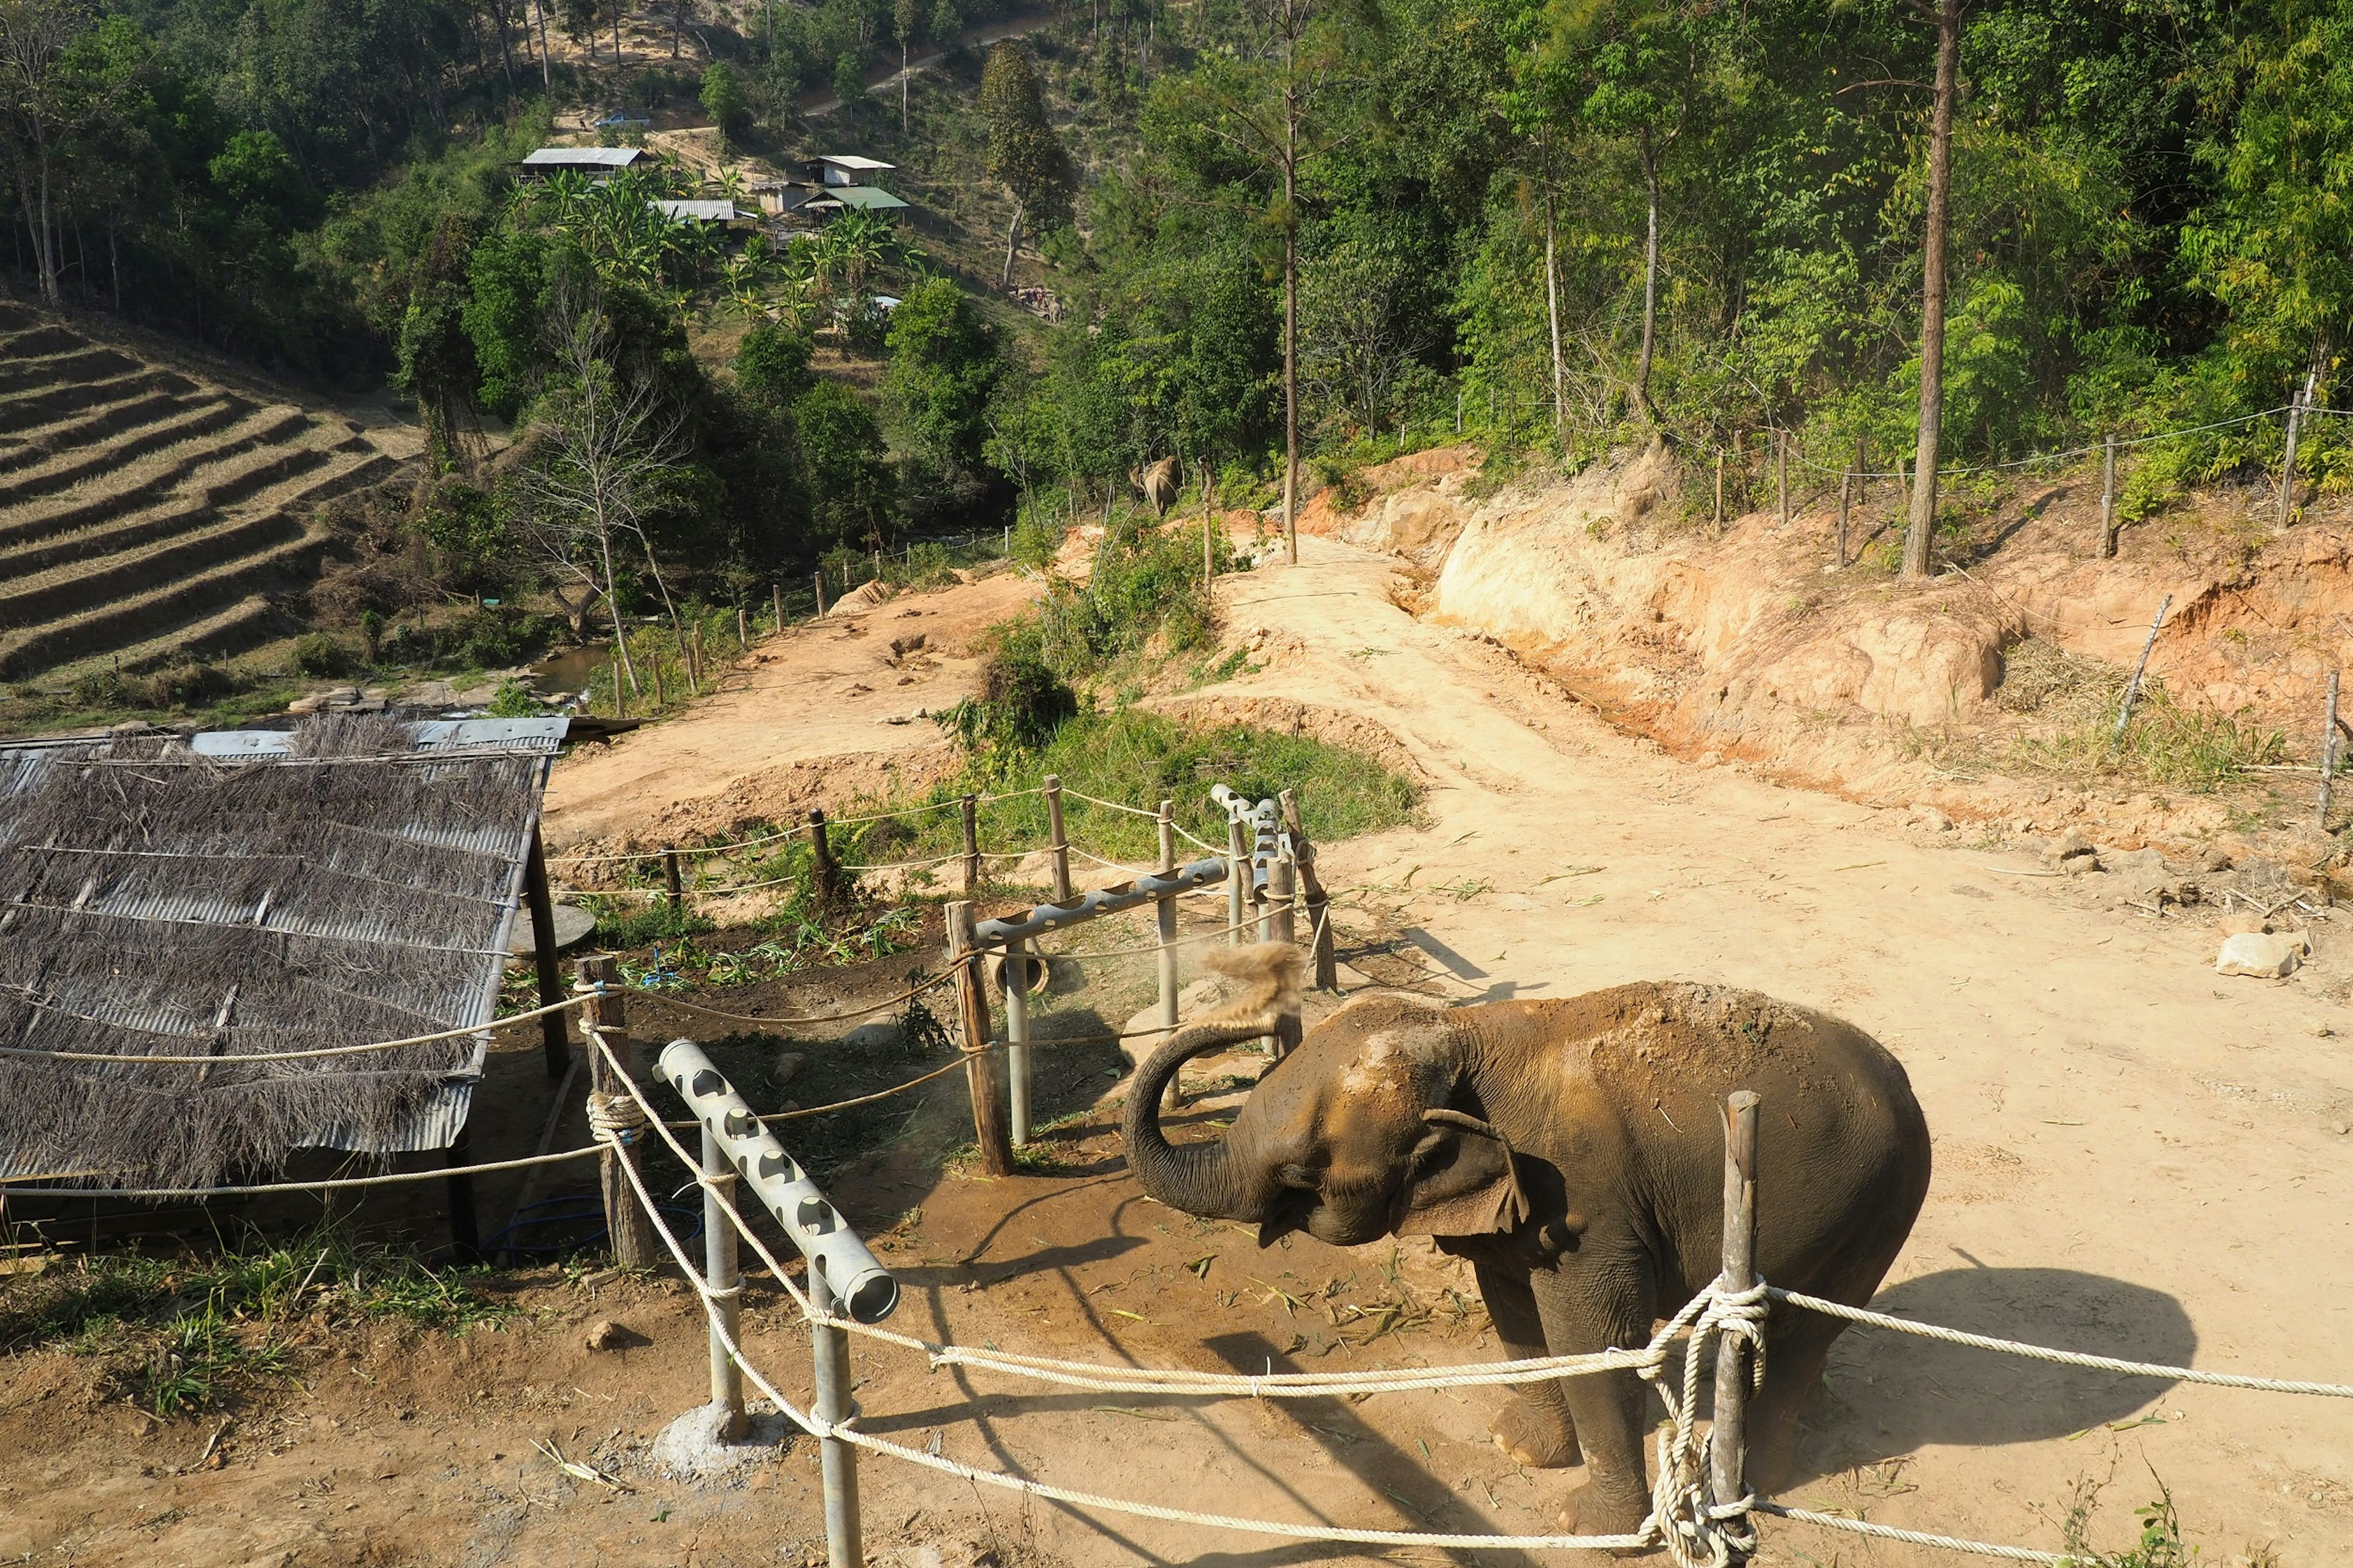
xmin=654 ymin=1038 xmax=900 ymax=1325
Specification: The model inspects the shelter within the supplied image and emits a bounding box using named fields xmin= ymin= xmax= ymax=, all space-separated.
xmin=0 ymin=714 xmax=569 ymax=1195
xmin=809 ymin=154 xmax=895 ymax=186
xmin=650 ymin=198 xmax=746 ymax=224
xmin=520 ymin=146 xmax=646 ymax=176
xmin=804 ymin=186 xmax=910 ymax=215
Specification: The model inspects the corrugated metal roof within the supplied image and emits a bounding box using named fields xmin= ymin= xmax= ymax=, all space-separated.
xmin=0 ymin=717 xmax=569 ymax=1183
xmin=521 ymin=146 xmax=645 ymax=168
xmin=811 ymin=186 xmax=910 ymax=211
xmin=651 ymin=199 xmax=743 ymax=222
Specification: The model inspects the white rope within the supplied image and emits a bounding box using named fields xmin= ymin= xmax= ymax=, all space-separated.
xmin=0 ymin=1143 xmax=604 ymax=1195
xmin=1639 ymin=1281 xmax=1768 ymax=1568
xmin=0 ymin=992 xmax=593 ymax=1064
xmin=597 ymin=1126 xmax=1656 ymax=1550
xmin=1771 ymin=1287 xmax=2353 ymax=1396
xmin=1754 ymin=1506 xmax=2070 ymax=1563
xmin=586 ymin=1090 xmax=648 ymax=1147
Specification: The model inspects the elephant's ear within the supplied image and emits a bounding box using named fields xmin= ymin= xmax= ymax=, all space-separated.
xmin=1391 ymin=1109 xmax=1529 ymax=1238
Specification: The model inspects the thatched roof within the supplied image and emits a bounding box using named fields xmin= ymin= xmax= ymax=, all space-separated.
xmin=0 ymin=713 xmax=565 ymax=1189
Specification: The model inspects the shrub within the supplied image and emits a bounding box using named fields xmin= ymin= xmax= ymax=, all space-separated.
xmin=291 ymin=633 xmax=350 ymax=678
xmin=941 ymin=625 xmax=1080 ymax=758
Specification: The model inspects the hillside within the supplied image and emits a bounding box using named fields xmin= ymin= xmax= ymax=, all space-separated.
xmin=0 ymin=297 xmax=422 ymax=686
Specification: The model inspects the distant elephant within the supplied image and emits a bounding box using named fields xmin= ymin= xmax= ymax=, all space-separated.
xmin=1121 ymin=946 xmax=1931 ymax=1539
xmin=1134 ymin=456 xmax=1180 ymax=516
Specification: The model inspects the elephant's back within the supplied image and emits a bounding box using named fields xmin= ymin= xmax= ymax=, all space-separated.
xmin=1516 ymin=983 xmax=1930 ymax=1289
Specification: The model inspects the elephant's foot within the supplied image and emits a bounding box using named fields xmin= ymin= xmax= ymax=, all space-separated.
xmin=1558 ymin=1477 xmax=1653 ymax=1550
xmin=1490 ymin=1396 xmax=1580 ymax=1468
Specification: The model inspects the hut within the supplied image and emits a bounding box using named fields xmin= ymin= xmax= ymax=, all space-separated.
xmin=0 ymin=714 xmax=572 ymax=1240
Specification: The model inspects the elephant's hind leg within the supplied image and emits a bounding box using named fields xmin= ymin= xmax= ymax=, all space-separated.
xmin=1474 ymin=1258 xmax=1582 ymax=1468
xmin=1743 ymin=1308 xmax=1847 ymax=1495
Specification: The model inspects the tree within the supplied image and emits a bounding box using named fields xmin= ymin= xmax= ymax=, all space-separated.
xmin=884 ymin=274 xmax=1002 ymax=504
xmin=395 ymin=213 xmax=480 ymax=464
xmin=1167 ymin=0 xmax=1378 ymax=564
xmin=0 ymin=0 xmax=94 ymax=306
xmin=833 ymin=50 xmax=866 ymax=112
xmin=893 ymin=0 xmax=918 ymax=131
xmin=794 ymin=377 xmax=896 ymax=545
xmin=701 ymin=61 xmax=749 ymax=143
xmin=979 ymin=40 xmax=1073 ymax=288
xmin=513 ymin=263 xmax=691 ymax=699
xmin=1902 ymin=0 xmax=1960 ymax=580
xmin=733 ymin=319 xmax=815 ymax=411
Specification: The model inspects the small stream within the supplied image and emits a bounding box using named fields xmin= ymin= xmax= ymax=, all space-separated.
xmin=529 ymin=645 xmax=607 ymax=697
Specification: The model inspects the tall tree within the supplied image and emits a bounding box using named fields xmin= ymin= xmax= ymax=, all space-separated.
xmin=1902 ymin=0 xmax=1960 ymax=579
xmin=0 ymin=0 xmax=92 ymax=305
xmin=893 ymin=0 xmax=918 ymax=131
xmin=979 ymin=40 xmax=1073 ymax=288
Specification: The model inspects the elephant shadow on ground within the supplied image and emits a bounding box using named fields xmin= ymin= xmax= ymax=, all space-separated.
xmin=1787 ymin=1265 xmax=2196 ymax=1485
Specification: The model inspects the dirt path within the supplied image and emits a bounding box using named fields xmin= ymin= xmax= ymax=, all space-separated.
xmin=541 ymin=570 xmax=1038 ymax=853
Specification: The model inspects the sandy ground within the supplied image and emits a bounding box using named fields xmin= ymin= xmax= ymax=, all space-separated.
xmin=7 ymin=534 xmax=2351 ymax=1567
xmin=542 ymin=570 xmax=1040 ymax=854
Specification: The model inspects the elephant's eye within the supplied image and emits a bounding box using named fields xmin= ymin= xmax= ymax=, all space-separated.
xmin=1275 ymin=1162 xmax=1320 ymax=1191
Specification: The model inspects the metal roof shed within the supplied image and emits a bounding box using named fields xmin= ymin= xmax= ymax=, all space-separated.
xmin=811 ymin=154 xmax=895 ymax=186
xmin=521 ymin=146 xmax=645 ymax=171
xmin=650 ymin=198 xmax=745 ymax=223
xmin=0 ymin=714 xmax=570 ymax=1206
xmin=808 ymin=186 xmax=910 ymax=213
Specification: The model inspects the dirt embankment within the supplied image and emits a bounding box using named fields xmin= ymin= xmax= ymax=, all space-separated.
xmin=1299 ymin=444 xmax=2353 ymax=863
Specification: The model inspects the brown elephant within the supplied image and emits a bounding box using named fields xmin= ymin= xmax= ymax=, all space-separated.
xmin=1135 ymin=455 xmax=1180 ymax=516
xmin=1121 ymin=945 xmax=1931 ymax=1539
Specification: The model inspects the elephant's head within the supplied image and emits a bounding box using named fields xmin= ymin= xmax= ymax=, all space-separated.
xmin=1122 ymin=946 xmax=1529 ymax=1248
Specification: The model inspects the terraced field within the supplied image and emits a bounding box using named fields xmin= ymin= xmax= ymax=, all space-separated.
xmin=0 ymin=300 xmax=420 ymax=681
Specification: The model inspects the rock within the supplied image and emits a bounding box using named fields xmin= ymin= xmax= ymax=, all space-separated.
xmin=2216 ymin=931 xmax=2311 ymax=979
xmin=2048 ymin=830 xmax=2096 ymax=864
xmin=584 ymin=1319 xmax=646 ymax=1352
xmin=839 ymin=1023 xmax=899 ymax=1051
xmin=2199 ymin=846 xmax=2234 ymax=873
xmin=1911 ymin=805 xmax=1955 ymax=833
xmin=2061 ymin=853 xmax=2104 ymax=876
xmin=771 ymin=1051 xmax=805 ymax=1086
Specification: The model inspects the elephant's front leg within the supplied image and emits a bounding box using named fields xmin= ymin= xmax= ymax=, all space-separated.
xmin=1531 ymin=1262 xmax=1657 ymax=1540
xmin=1474 ymin=1258 xmax=1581 ymax=1468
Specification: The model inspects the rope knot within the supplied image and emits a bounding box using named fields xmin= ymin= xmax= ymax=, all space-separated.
xmin=587 ymin=1091 xmax=648 ymax=1146
xmin=1635 ymin=1274 xmax=1770 ymax=1568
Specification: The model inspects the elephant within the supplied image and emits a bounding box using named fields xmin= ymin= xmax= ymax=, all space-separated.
xmin=1120 ymin=944 xmax=1931 ymax=1540
xmin=1135 ymin=455 xmax=1180 ymax=516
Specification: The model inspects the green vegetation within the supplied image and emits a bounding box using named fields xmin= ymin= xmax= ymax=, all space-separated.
xmin=1 ymin=1226 xmax=511 ymax=1416
xmin=1988 ymin=637 xmax=2287 ymax=790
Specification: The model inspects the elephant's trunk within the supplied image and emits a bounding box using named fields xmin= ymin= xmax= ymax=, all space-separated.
xmin=1121 ymin=1016 xmax=1273 ymax=1222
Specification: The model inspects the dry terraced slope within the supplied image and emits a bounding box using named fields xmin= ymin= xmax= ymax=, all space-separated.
xmin=0 ymin=300 xmax=416 ymax=681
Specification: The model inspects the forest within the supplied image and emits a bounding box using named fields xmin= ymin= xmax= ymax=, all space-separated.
xmin=1 ymin=0 xmax=2347 ymax=618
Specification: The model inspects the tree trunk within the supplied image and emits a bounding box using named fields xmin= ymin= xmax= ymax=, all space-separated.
xmin=532 ymin=0 xmax=553 ymax=89
xmin=1543 ymin=135 xmax=1563 ymax=448
xmin=32 ymin=148 xmax=59 ymax=306
xmin=901 ymin=41 xmax=909 ymax=132
xmin=1281 ymin=114 xmax=1299 ymax=565
xmin=672 ymin=0 xmax=683 ymax=56
xmin=999 ymin=197 xmax=1022 ymax=287
xmin=1903 ymin=0 xmax=1960 ymax=580
xmin=1635 ymin=129 xmax=1659 ymax=418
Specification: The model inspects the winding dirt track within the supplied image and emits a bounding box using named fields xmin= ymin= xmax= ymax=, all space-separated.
xmin=827 ymin=534 xmax=2353 ymax=1566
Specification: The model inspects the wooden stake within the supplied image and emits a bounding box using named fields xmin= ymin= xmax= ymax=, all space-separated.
xmin=2098 ymin=434 xmax=2118 ymax=559
xmin=1776 ymin=433 xmax=1789 ymax=528
xmin=663 ymin=847 xmax=684 ymax=909
xmin=2281 ymin=369 xmax=2316 ymax=526
xmin=1204 ymin=513 xmax=1215 ymax=608
xmin=1044 ymin=775 xmax=1073 ymax=903
xmin=737 ymin=604 xmax=748 ymax=651
xmin=946 ymin=901 xmax=1012 ymax=1176
xmin=1279 ymin=790 xmax=1336 ymax=991
xmin=1713 ymin=452 xmax=1724 ymax=525
xmin=808 ymin=808 xmax=839 ymax=906
xmin=1710 ymin=1090 xmax=1759 ymax=1523
xmin=2321 ymin=671 xmax=2341 ymax=834
xmin=650 ymin=648 xmax=667 ymax=709
xmin=773 ymin=581 xmax=784 ymax=629
xmin=523 ymin=826 xmax=569 ymax=1078
xmin=813 ymin=570 xmax=826 ymax=617
xmin=2115 ymin=594 xmax=2173 ymax=741
xmin=1835 ymin=467 xmax=1854 ymax=567
xmin=579 ymin=955 xmax=657 ymax=1270
xmin=960 ymin=794 xmax=980 ymax=894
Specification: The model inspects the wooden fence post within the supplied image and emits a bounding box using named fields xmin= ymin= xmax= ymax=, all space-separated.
xmin=1713 ymin=452 xmax=1724 ymax=525
xmin=1835 ymin=466 xmax=1854 ymax=567
xmin=737 ymin=604 xmax=749 ymax=652
xmin=809 ymin=808 xmax=839 ymax=905
xmin=1776 ymin=433 xmax=1789 ymax=528
xmin=813 ymin=570 xmax=826 ymax=618
xmin=946 ymin=901 xmax=1013 ymax=1176
xmin=960 ymin=794 xmax=980 ymax=894
xmin=1710 ymin=1090 xmax=1760 ymax=1528
xmin=610 ymin=638 xmax=626 ymax=719
xmin=663 ymin=847 xmax=684 ymax=911
xmin=2098 ymin=434 xmax=2119 ymax=558
xmin=2321 ymin=671 xmax=2341 ymax=834
xmin=523 ymin=826 xmax=570 ymax=1078
xmin=1279 ymin=790 xmax=1336 ymax=991
xmin=650 ymin=648 xmax=666 ymax=710
xmin=773 ymin=581 xmax=784 ymax=629
xmin=2282 ymin=369 xmax=2316 ymax=525
xmin=1044 ymin=775 xmax=1073 ymax=903
xmin=578 ymin=955 xmax=657 ymax=1270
